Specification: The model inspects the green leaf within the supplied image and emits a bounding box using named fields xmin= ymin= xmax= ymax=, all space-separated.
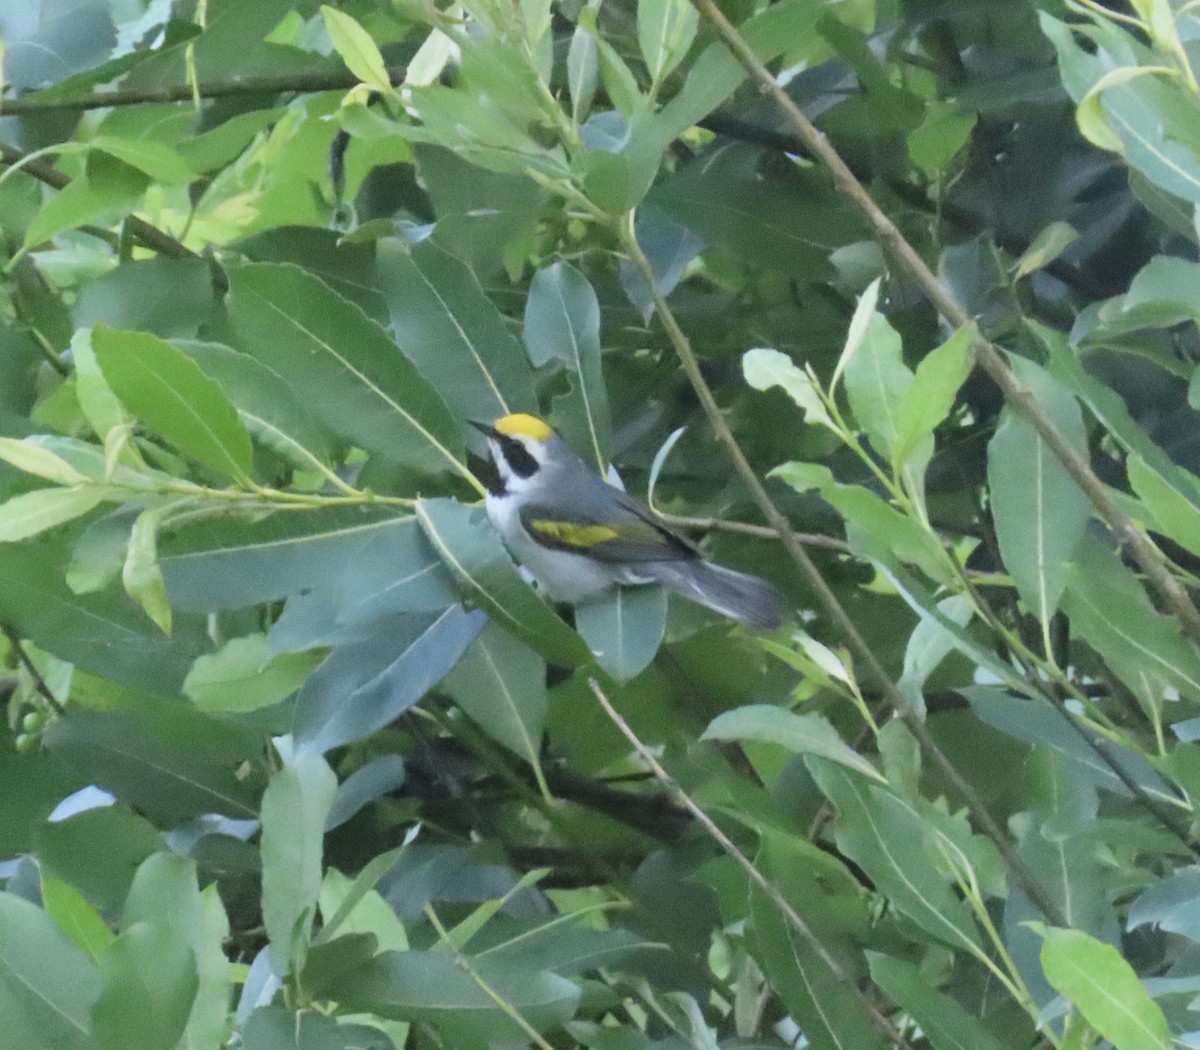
xmin=226 ymin=263 xmax=469 ymax=484
xmin=807 ymin=759 xmax=984 ymax=952
xmin=1014 ymin=221 xmax=1080 ymax=279
xmin=831 ymin=277 xmax=881 ymax=392
xmin=1062 ymin=539 xmax=1200 ymax=705
xmin=41 ymin=871 xmax=116 ymax=960
xmin=320 ymin=949 xmax=580 ymax=1044
xmin=44 ymin=710 xmax=259 ymax=822
xmin=867 ymin=953 xmax=1010 ymax=1050
xmin=416 ymin=498 xmax=590 ymax=666
xmin=892 ymin=323 xmax=976 ymax=471
xmin=71 ymin=330 xmax=136 ymax=455
xmin=748 ymin=873 xmax=885 ymax=1050
xmin=122 ymin=853 xmax=233 ymax=1050
xmin=92 ymin=326 xmax=253 ymax=483
xmin=90 ymin=136 xmax=194 ymax=186
xmin=292 ymin=606 xmax=486 ymax=754
xmin=320 ymin=6 xmax=395 ymax=96
xmin=91 ymin=922 xmax=198 ymax=1050
xmin=574 ymin=585 xmax=667 ymax=682
xmin=319 ymin=864 xmax=410 ymax=954
xmin=1037 ymin=926 xmax=1171 ymax=1050
xmin=567 ymin=23 xmax=599 ymax=122
xmin=242 ymin=1006 xmax=392 ymax=1049
xmin=23 ymin=176 xmax=142 ymax=251
xmin=261 ymin=747 xmax=338 ymax=978
xmin=1127 ymin=453 xmax=1200 ymax=559
xmin=377 ymin=237 xmax=536 ymax=427
xmin=0 ymin=486 xmax=110 ymax=541
xmin=123 ymin=506 xmax=172 ymax=635
xmin=743 ymin=348 xmax=835 ymax=430
xmin=771 ymin=462 xmax=952 ymax=585
xmin=442 ymin=621 xmax=548 ymax=771
xmin=0 ymin=436 xmax=91 ymax=484
xmin=704 ymin=706 xmax=886 ymax=784
xmin=987 ymin=358 xmax=1091 ymax=629
xmin=524 ymin=261 xmax=611 ymax=470
xmin=184 ymin=634 xmax=322 ymax=714
xmin=172 ymin=340 xmax=336 ymax=473
xmin=638 ymin=0 xmax=698 ymax=83
xmin=0 ymin=892 xmax=101 ymax=1050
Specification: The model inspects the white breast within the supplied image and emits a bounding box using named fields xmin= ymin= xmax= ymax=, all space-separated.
xmin=485 ymin=492 xmax=619 ymax=603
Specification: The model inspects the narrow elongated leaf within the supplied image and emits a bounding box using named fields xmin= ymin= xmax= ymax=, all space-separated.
xmin=987 ymin=358 xmax=1091 ymax=627
xmin=92 ymin=326 xmax=253 ymax=483
xmin=1038 ymin=926 xmax=1171 ymax=1050
xmin=1062 ymin=539 xmax=1200 ymax=705
xmin=0 ymin=486 xmax=110 ymax=541
xmin=44 ymin=710 xmax=259 ymax=822
xmin=172 ymin=340 xmax=336 ymax=472
xmin=416 ymin=498 xmax=590 ymax=666
xmin=321 ymin=6 xmax=394 ymax=96
xmin=867 ymin=953 xmax=1010 ymax=1050
xmin=293 ymin=606 xmax=487 ymax=754
xmin=0 ymin=892 xmax=101 ymax=1050
xmin=226 ymin=263 xmax=468 ymax=483
xmin=705 ymin=706 xmax=885 ymax=783
xmin=0 ymin=436 xmax=90 ymax=484
xmin=807 ymin=759 xmax=983 ymax=952
xmin=574 ymin=585 xmax=667 ymax=681
xmin=378 ymin=238 xmax=536 ymax=428
xmin=91 ymin=922 xmax=198 ymax=1050
xmin=41 ymin=871 xmax=115 ymax=960
xmin=161 ymin=507 xmax=406 ymax=611
xmin=123 ymin=506 xmax=171 ymax=635
xmin=325 ymin=757 xmax=406 ymax=832
xmin=442 ymin=621 xmax=548 ymax=769
xmin=892 ymin=323 xmax=976 ymax=470
xmin=184 ymin=634 xmax=322 ymax=714
xmin=743 ymin=348 xmax=835 ymax=429
xmin=122 ymin=854 xmax=232 ymax=1050
xmin=638 ymin=0 xmax=698 ymax=83
xmin=1128 ymin=454 xmax=1200 ymax=559
xmin=261 ymin=748 xmax=338 ymax=977
xmin=524 ymin=263 xmax=611 ymax=471
xmin=321 ymin=950 xmax=580 ymax=1044
xmin=749 ymin=879 xmax=884 ymax=1050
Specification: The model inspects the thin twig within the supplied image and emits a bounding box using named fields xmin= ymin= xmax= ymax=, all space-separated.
xmin=588 ymin=679 xmax=909 ymax=1048
xmin=620 ymin=218 xmax=1067 ymax=927
xmin=1 ymin=626 xmax=65 ymax=714
xmin=423 ymin=902 xmax=558 ymax=1050
xmin=656 ymin=511 xmax=850 ymax=550
xmin=687 ymin=0 xmax=1200 ymax=648
xmin=0 ymin=66 xmax=408 ymax=116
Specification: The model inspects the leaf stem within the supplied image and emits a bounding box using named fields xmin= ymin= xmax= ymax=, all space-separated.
xmin=1 ymin=627 xmax=65 ymax=715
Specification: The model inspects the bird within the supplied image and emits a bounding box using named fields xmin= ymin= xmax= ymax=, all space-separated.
xmin=470 ymin=413 xmax=783 ymax=630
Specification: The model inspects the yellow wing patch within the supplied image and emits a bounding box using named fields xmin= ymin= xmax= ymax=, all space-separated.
xmin=529 ymin=519 xmax=619 ymax=548
xmin=493 ymin=413 xmax=553 ymax=441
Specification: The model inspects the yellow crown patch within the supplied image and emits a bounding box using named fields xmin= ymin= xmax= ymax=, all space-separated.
xmin=493 ymin=413 xmax=553 ymax=441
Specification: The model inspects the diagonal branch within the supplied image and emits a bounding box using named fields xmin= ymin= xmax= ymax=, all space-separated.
xmin=687 ymin=0 xmax=1200 ymax=648
xmin=619 ymin=216 xmax=1067 ymax=928
xmin=0 ymin=142 xmax=198 ymax=262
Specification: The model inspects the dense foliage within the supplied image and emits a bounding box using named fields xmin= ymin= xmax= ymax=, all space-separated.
xmin=3 ymin=0 xmax=1200 ymax=1047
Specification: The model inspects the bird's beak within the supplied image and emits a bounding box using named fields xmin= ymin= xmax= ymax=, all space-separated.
xmin=469 ymin=420 xmax=499 ymax=440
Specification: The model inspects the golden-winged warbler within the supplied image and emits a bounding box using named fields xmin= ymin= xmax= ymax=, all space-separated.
xmin=471 ymin=414 xmax=782 ymax=630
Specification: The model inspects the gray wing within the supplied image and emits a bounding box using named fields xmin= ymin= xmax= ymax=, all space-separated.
xmin=518 ymin=481 xmax=700 ymax=563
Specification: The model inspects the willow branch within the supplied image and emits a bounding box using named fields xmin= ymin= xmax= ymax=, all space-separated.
xmin=589 ymin=679 xmax=910 ymax=1049
xmin=621 ymin=219 xmax=1066 ymax=928
xmin=0 ymin=66 xmax=408 ymax=116
xmin=688 ymin=0 xmax=1200 ymax=647
xmin=0 ymin=142 xmax=198 ymax=261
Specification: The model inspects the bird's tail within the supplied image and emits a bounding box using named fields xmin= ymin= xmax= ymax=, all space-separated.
xmin=649 ymin=561 xmax=783 ymax=630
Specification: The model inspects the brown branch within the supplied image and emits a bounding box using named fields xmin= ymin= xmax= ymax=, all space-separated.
xmin=589 ymin=679 xmax=910 ymax=1049
xmin=1 ymin=626 xmax=64 ymax=714
xmin=0 ymin=142 xmax=199 ymax=262
xmin=688 ymin=0 xmax=1200 ymax=648
xmin=621 ymin=220 xmax=1067 ymax=927
xmin=0 ymin=67 xmax=408 ymax=116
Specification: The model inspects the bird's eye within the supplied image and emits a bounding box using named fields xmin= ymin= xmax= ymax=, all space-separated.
xmin=500 ymin=436 xmax=538 ymax=478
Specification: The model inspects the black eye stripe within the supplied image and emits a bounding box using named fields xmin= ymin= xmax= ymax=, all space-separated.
xmin=499 ymin=436 xmax=539 ymax=478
